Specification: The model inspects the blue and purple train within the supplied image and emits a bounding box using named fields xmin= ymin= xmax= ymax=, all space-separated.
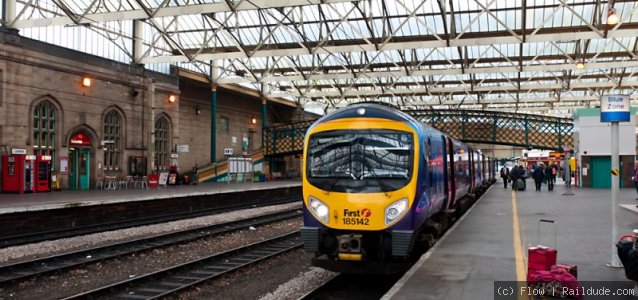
xmin=300 ymin=103 xmax=495 ymax=273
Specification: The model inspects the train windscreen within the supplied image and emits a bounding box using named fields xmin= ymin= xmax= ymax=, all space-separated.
xmin=306 ymin=129 xmax=413 ymax=193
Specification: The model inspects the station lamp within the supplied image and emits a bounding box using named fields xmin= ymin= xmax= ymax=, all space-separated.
xmin=575 ymin=60 xmax=585 ymax=70
xmin=251 ymin=116 xmax=257 ymax=124
xmin=168 ymin=94 xmax=177 ymax=103
xmin=607 ymin=8 xmax=619 ymax=26
xmin=82 ymin=77 xmax=92 ymax=87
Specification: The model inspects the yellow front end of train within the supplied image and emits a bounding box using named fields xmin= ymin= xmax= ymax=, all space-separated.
xmin=301 ymin=115 xmax=419 ymax=266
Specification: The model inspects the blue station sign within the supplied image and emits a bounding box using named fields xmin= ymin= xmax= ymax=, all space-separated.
xmin=600 ymin=95 xmax=630 ymax=122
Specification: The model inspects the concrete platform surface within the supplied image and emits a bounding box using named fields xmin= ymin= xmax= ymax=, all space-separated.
xmin=384 ymin=179 xmax=638 ymax=300
xmin=0 ymin=180 xmax=301 ymax=214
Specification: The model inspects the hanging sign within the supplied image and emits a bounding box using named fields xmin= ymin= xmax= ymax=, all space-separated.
xmin=11 ymin=148 xmax=26 ymax=155
xmin=70 ymin=132 xmax=92 ymax=146
xmin=600 ymin=95 xmax=630 ymax=122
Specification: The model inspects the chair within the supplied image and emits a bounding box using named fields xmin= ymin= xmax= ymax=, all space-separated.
xmin=125 ymin=176 xmax=135 ymax=189
xmin=104 ymin=176 xmax=117 ymax=190
xmin=135 ymin=176 xmax=148 ymax=189
xmin=95 ymin=179 xmax=104 ymax=190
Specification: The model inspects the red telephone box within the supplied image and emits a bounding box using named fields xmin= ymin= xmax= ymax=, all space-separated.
xmin=34 ymin=155 xmax=51 ymax=192
xmin=2 ymin=155 xmax=25 ymax=193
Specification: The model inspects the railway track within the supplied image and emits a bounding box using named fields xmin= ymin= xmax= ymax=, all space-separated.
xmin=1 ymin=196 xmax=298 ymax=248
xmin=300 ymin=185 xmax=495 ymax=299
xmin=62 ymin=232 xmax=302 ymax=299
xmin=299 ymin=273 xmax=402 ymax=300
xmin=0 ymin=209 xmax=301 ymax=284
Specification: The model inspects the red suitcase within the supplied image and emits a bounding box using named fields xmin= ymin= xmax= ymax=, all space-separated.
xmin=552 ymin=264 xmax=578 ymax=279
xmin=527 ymin=219 xmax=558 ymax=281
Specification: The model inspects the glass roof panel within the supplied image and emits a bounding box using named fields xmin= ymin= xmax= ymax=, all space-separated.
xmin=12 ymin=0 xmax=638 ymax=115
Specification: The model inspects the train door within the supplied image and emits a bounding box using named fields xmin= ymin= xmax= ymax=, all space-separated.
xmin=446 ymin=137 xmax=455 ymax=208
xmin=468 ymin=147 xmax=474 ymax=191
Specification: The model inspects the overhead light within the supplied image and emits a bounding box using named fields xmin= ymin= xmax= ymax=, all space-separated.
xmin=251 ymin=117 xmax=257 ymax=124
xmin=82 ymin=77 xmax=92 ymax=87
xmin=575 ymin=60 xmax=585 ymax=70
xmin=168 ymin=94 xmax=177 ymax=103
xmin=607 ymin=8 xmax=619 ymax=25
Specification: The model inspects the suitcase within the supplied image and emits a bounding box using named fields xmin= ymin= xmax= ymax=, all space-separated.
xmin=551 ymin=264 xmax=578 ymax=279
xmin=528 ymin=268 xmax=581 ymax=300
xmin=517 ymin=179 xmax=526 ymax=191
xmin=616 ymin=239 xmax=638 ymax=281
xmin=527 ymin=219 xmax=558 ymax=281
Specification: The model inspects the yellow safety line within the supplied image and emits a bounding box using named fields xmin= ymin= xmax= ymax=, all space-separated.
xmin=512 ymin=190 xmax=529 ymax=300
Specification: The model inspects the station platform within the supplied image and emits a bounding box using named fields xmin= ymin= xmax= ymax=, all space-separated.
xmin=0 ymin=180 xmax=301 ymax=214
xmin=384 ymin=179 xmax=638 ymax=299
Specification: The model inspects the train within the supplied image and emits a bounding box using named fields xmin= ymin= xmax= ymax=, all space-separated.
xmin=300 ymin=103 xmax=496 ymax=273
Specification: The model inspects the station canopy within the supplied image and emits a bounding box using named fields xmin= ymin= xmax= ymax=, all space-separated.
xmin=7 ymin=0 xmax=638 ymax=116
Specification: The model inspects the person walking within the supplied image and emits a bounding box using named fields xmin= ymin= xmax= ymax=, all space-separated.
xmin=501 ymin=166 xmax=510 ymax=188
xmin=532 ymin=164 xmax=545 ymax=191
xmin=545 ymin=163 xmax=555 ymax=191
xmin=510 ymin=165 xmax=520 ymax=190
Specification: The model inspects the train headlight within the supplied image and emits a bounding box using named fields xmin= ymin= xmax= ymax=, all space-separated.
xmin=308 ymin=196 xmax=330 ymax=224
xmin=385 ymin=198 xmax=408 ymax=225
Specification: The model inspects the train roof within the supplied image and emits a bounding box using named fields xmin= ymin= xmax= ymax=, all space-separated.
xmin=309 ymin=103 xmax=418 ymax=128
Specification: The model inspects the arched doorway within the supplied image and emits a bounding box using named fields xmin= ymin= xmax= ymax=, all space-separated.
xmin=68 ymin=131 xmax=93 ymax=190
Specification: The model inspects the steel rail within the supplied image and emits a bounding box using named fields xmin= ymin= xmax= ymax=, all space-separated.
xmin=0 ymin=209 xmax=301 ymax=284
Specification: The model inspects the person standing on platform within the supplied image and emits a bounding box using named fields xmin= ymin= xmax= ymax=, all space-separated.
xmin=633 ymin=165 xmax=638 ymax=200
xmin=532 ymin=163 xmax=545 ymax=191
xmin=510 ymin=165 xmax=519 ymax=190
xmin=545 ymin=163 xmax=555 ymax=191
xmin=501 ymin=166 xmax=510 ymax=188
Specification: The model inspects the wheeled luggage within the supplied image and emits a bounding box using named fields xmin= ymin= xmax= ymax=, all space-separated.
xmin=517 ymin=179 xmax=526 ymax=191
xmin=616 ymin=232 xmax=638 ymax=281
xmin=528 ymin=268 xmax=581 ymax=299
xmin=551 ymin=264 xmax=577 ymax=278
xmin=527 ymin=219 xmax=558 ymax=281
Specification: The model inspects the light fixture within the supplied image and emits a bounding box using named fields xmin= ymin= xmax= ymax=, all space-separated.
xmin=82 ymin=77 xmax=92 ymax=87
xmin=251 ymin=117 xmax=257 ymax=124
xmin=168 ymin=94 xmax=177 ymax=103
xmin=196 ymin=108 xmax=201 ymax=115
xmin=575 ymin=60 xmax=585 ymax=70
xmin=607 ymin=8 xmax=619 ymax=25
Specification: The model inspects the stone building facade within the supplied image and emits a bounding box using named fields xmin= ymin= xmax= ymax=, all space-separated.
xmin=0 ymin=29 xmax=304 ymax=191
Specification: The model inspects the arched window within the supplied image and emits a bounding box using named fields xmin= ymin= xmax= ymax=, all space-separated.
xmin=154 ymin=116 xmax=170 ymax=171
xmin=103 ymin=110 xmax=122 ymax=170
xmin=33 ymin=101 xmax=56 ymax=164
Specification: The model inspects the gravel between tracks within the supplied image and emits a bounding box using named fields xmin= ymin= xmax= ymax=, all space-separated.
xmin=0 ymin=202 xmax=304 ymax=299
xmin=0 ymin=202 xmax=301 ymax=264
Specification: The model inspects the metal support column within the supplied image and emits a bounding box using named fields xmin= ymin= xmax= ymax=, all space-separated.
xmin=148 ymin=78 xmax=156 ymax=173
xmin=524 ymin=115 xmax=529 ymax=146
xmin=210 ymin=61 xmax=218 ymax=163
xmin=261 ymin=83 xmax=270 ymax=174
xmin=609 ymin=122 xmax=622 ymax=267
xmin=211 ymin=85 xmax=217 ymax=163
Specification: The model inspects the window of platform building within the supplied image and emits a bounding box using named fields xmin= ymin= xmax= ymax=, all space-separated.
xmin=154 ymin=116 xmax=170 ymax=172
xmin=220 ymin=117 xmax=229 ymax=134
xmin=103 ymin=110 xmax=122 ymax=171
xmin=33 ymin=101 xmax=56 ymax=168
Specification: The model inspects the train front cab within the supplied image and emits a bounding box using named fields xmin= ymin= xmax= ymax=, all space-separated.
xmin=300 ymin=116 xmax=421 ymax=273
